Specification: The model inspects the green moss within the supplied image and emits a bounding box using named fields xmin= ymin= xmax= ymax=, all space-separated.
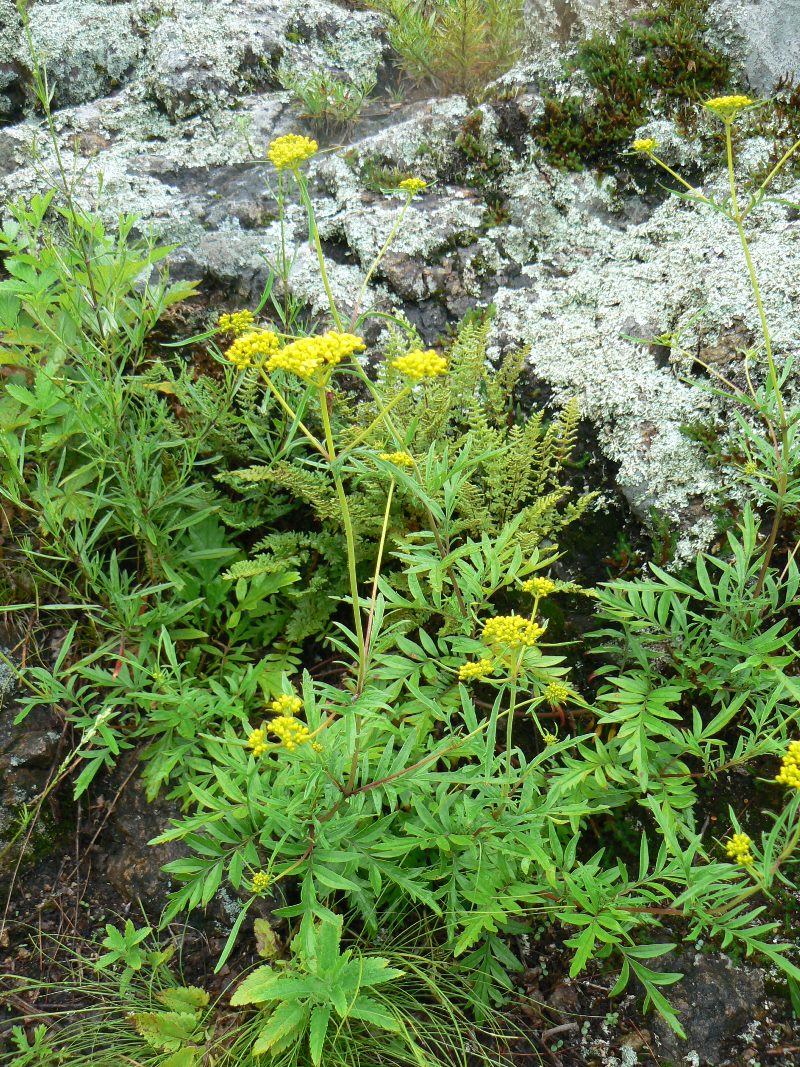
xmin=750 ymin=76 xmax=800 ymax=180
xmin=533 ymin=0 xmax=731 ymax=170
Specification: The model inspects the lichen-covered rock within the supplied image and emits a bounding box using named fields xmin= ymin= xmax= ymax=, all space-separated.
xmin=27 ymin=2 xmax=145 ymax=107
xmin=710 ymin=0 xmax=800 ymax=93
xmin=490 ymin=162 xmax=800 ymax=556
xmin=523 ymin=0 xmax=642 ymax=52
xmin=140 ymin=0 xmax=385 ymax=119
xmin=0 ymin=0 xmax=24 ymax=120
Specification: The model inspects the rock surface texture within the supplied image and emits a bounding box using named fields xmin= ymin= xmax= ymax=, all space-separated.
xmin=0 ymin=0 xmax=798 ymax=562
xmin=711 ymin=0 xmax=800 ymax=94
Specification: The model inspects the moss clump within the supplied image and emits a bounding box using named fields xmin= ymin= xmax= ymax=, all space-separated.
xmin=533 ymin=0 xmax=731 ymax=170
xmin=752 ymin=76 xmax=800 ymax=178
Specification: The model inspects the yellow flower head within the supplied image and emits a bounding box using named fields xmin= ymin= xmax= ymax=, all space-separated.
xmin=775 ymin=740 xmax=800 ymax=790
xmin=311 ymin=741 xmax=324 ymax=753
xmin=391 ymin=349 xmax=448 ymax=381
xmin=542 ymin=731 xmax=559 ymax=747
xmin=379 ymin=450 xmax=415 ymax=468
xmin=544 ymin=681 xmax=570 ymax=706
xmin=703 ymin=95 xmax=754 ymax=121
xmin=268 ymin=134 xmax=318 ymax=171
xmin=270 ymin=693 xmax=303 ymax=716
xmin=458 ymin=657 xmax=495 ymax=682
xmin=632 ymin=137 xmax=658 ymax=154
xmin=266 ymin=332 xmax=366 ymax=381
xmin=225 ymin=330 xmax=280 ymax=370
xmin=481 ymin=615 xmax=545 ymax=650
xmin=251 ymin=870 xmax=271 ymax=893
xmin=218 ymin=310 xmax=255 ymax=335
xmin=725 ymin=831 xmax=754 ymax=866
xmin=248 ymin=727 xmax=269 ymax=757
xmin=522 ymin=576 xmax=556 ymax=598
xmin=398 ymin=177 xmax=428 ymax=196
xmin=269 ymin=714 xmax=311 ymax=752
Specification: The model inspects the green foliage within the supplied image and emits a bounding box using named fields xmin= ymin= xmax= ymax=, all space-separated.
xmin=5 ymin=77 xmax=800 ymax=1058
xmin=373 ymin=0 xmax=523 ymax=99
xmin=231 ymin=915 xmax=404 ymax=1063
xmin=277 ymin=64 xmax=375 ymax=130
xmin=533 ymin=0 xmax=731 ymax=169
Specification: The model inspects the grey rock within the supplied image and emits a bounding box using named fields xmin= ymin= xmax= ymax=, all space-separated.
xmin=0 ymin=662 xmax=62 ymax=876
xmin=711 ymin=0 xmax=800 ymax=93
xmin=650 ymin=951 xmax=766 ymax=1065
xmin=102 ymin=754 xmax=187 ymax=908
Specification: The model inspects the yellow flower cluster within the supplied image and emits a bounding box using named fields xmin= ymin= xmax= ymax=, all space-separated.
xmin=218 ymin=309 xmax=255 ymax=335
xmin=398 ymin=177 xmax=427 ymax=196
xmin=544 ymin=681 xmax=570 ymax=705
xmin=775 ymin=741 xmax=800 ymax=790
xmin=268 ymin=134 xmax=318 ymax=170
xmin=391 ymin=349 xmax=448 ymax=381
xmin=632 ymin=138 xmax=658 ymax=154
xmin=270 ymin=693 xmax=303 ymax=715
xmin=522 ymin=576 xmax=556 ymax=597
xmin=703 ymin=95 xmax=753 ymax=120
xmin=379 ymin=451 xmax=415 ymax=468
xmin=266 ymin=332 xmax=366 ymax=381
xmin=270 ymin=715 xmax=311 ymax=751
xmin=251 ymin=870 xmax=272 ymax=893
xmin=482 ymin=615 xmax=545 ymax=649
xmin=542 ymin=731 xmax=559 ymax=747
xmin=458 ymin=658 xmax=495 ymax=681
xmin=725 ymin=832 xmax=754 ymax=866
xmin=248 ymin=727 xmax=269 ymax=757
xmin=225 ymin=330 xmax=280 ymax=370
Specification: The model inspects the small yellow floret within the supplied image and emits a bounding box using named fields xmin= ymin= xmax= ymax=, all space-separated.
xmin=248 ymin=727 xmax=269 ymax=757
xmin=775 ymin=740 xmax=800 ymax=790
xmin=725 ymin=832 xmax=754 ymax=866
xmin=522 ymin=576 xmax=556 ymax=597
xmin=542 ymin=731 xmax=559 ymax=747
xmin=269 ymin=714 xmax=311 ymax=752
xmin=391 ymin=349 xmax=448 ymax=381
xmin=398 ymin=177 xmax=428 ymax=196
xmin=218 ymin=310 xmax=255 ymax=335
xmin=544 ymin=681 xmax=570 ymax=705
xmin=632 ymin=138 xmax=658 ymax=153
xmin=703 ymin=95 xmax=754 ymax=120
xmin=481 ymin=615 xmax=545 ymax=650
xmin=225 ymin=331 xmax=280 ymax=370
xmin=458 ymin=658 xmax=495 ymax=682
xmin=270 ymin=693 xmax=303 ymax=716
xmin=251 ymin=870 xmax=271 ymax=893
xmin=268 ymin=134 xmax=318 ymax=171
xmin=266 ymin=332 xmax=366 ymax=381
xmin=379 ymin=451 xmax=415 ymax=468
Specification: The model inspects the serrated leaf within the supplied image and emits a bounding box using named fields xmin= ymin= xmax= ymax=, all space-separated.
xmin=308 ymin=1003 xmax=332 ymax=1066
xmin=157 ymin=987 xmax=209 ymax=1013
xmin=346 ymin=994 xmax=401 ymax=1032
xmin=252 ymin=1002 xmax=308 ymax=1055
xmin=131 ymin=1012 xmax=198 ymax=1052
xmin=230 ymin=964 xmax=278 ymax=1006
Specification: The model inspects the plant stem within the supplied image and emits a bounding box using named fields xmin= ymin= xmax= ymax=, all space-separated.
xmin=724 ymin=122 xmax=789 ymax=592
xmin=360 ymin=479 xmax=395 ymax=693
xmin=350 ymin=195 xmax=413 ymax=328
xmin=257 ymin=368 xmax=325 ymax=456
xmin=296 ymin=172 xmax=343 ymax=330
